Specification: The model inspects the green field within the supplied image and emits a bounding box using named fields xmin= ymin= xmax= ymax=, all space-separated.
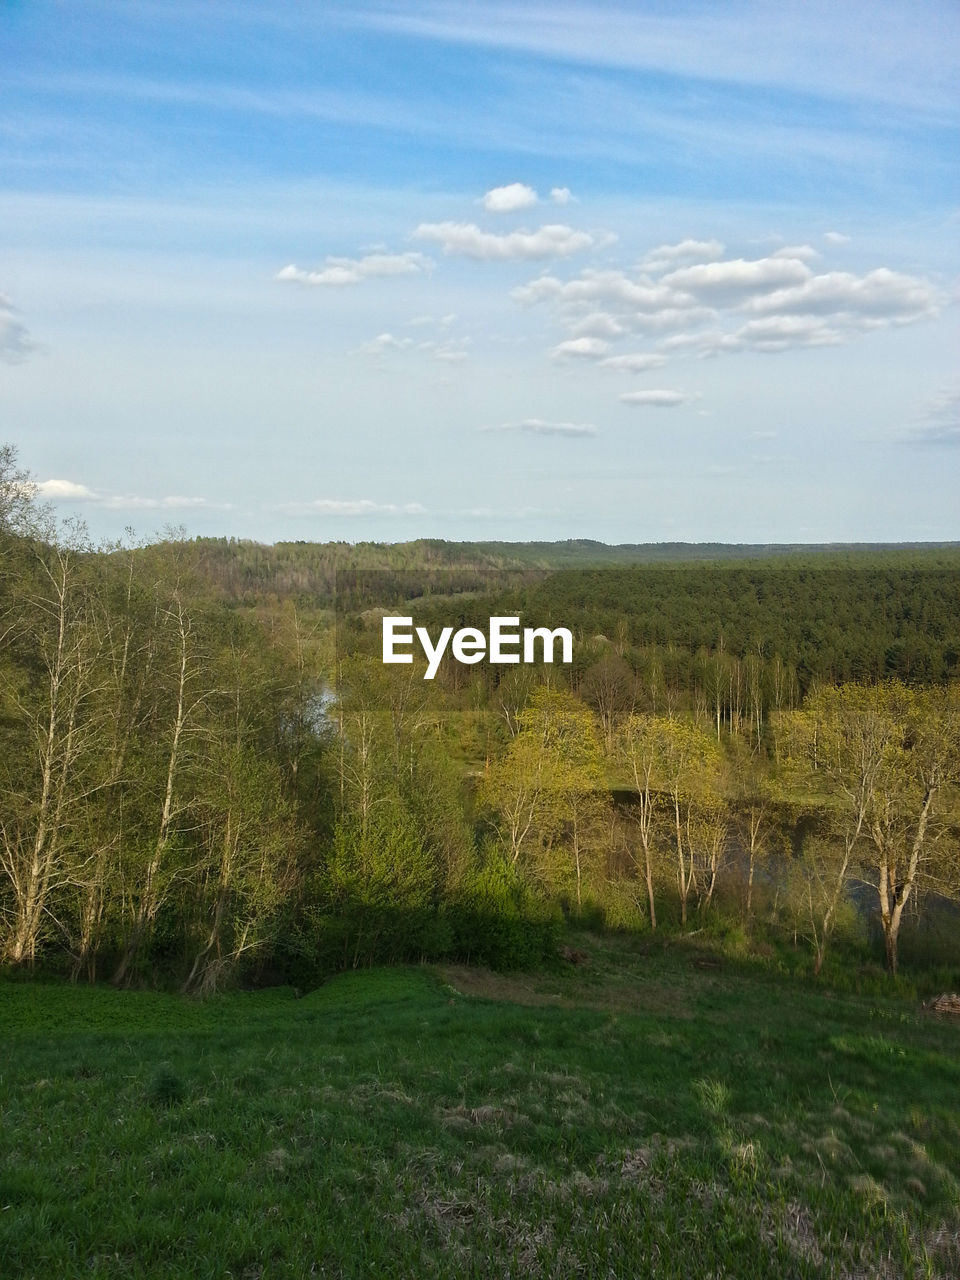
xmin=2 ymin=939 xmax=959 ymax=1279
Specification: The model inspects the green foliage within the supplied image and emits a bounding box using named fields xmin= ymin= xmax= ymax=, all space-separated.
xmin=446 ymin=849 xmax=562 ymax=969
xmin=1 ymin=443 xmax=959 ymax=991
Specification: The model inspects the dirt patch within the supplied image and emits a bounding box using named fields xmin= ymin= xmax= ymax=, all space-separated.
xmin=440 ymin=1103 xmax=521 ymax=1131
xmin=436 ymin=962 xmax=690 ymax=1018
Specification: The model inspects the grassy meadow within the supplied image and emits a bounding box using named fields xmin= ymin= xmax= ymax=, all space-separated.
xmin=2 ymin=935 xmax=959 ymax=1278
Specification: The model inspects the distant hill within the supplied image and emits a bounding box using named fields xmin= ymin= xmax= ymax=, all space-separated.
xmin=180 ymin=536 xmax=960 ymax=605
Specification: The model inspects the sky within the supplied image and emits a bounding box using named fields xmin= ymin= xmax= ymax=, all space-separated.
xmin=1 ymin=0 xmax=958 ymax=545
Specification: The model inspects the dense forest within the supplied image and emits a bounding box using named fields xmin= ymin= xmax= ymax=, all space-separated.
xmin=2 ymin=444 xmax=959 ymax=992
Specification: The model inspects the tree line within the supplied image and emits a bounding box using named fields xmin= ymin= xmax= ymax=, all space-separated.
xmin=2 ymin=445 xmax=959 ymax=989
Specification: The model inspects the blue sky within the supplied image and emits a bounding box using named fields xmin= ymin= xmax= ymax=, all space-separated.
xmin=1 ymin=0 xmax=958 ymax=543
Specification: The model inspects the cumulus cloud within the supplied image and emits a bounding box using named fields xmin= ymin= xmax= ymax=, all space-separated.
xmin=415 ymin=221 xmax=595 ymax=261
xmin=480 ymin=418 xmax=598 ymax=437
xmin=36 ymin=479 xmax=97 ymax=500
xmin=276 ymin=252 xmax=430 ymax=286
xmin=743 ymin=268 xmax=940 ymax=324
xmin=569 ymin=311 xmax=626 ymax=338
xmin=619 ymin=389 xmax=694 ymax=407
xmin=551 ymin=336 xmax=610 ymax=359
xmin=512 ymin=269 xmax=697 ymax=315
xmin=772 ymin=244 xmax=820 ymax=261
xmin=550 ymin=186 xmax=572 ymax=204
xmin=0 ymin=294 xmax=36 ymax=363
xmin=35 ymin=480 xmax=220 ymax=510
xmin=515 ymin=238 xmax=941 ymax=362
xmin=482 ymin=182 xmax=538 ymax=213
xmin=642 ymin=238 xmax=725 ymax=272
xmin=824 ymin=231 xmax=851 ymax=245
xmin=357 ymin=332 xmax=415 ymax=356
xmin=661 ymin=255 xmax=813 ymax=301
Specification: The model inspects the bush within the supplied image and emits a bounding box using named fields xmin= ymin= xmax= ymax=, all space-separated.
xmin=445 ymin=852 xmax=561 ymax=969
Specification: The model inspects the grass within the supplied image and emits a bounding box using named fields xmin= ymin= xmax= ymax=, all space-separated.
xmin=1 ymin=934 xmax=959 ymax=1278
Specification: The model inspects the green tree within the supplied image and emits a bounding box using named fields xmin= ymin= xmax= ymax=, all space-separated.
xmin=482 ymin=685 xmax=609 ymax=912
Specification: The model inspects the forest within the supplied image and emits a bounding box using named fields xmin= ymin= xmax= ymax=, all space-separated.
xmin=2 ymin=443 xmax=959 ymax=993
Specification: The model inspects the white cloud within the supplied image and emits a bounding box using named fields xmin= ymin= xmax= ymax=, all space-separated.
xmin=513 ymin=239 xmax=942 ymax=364
xmin=569 ymin=311 xmax=626 ymax=338
xmin=357 ymin=332 xmax=415 ymax=355
xmin=662 ymin=315 xmax=844 ymax=355
xmin=599 ymin=353 xmax=668 ymax=372
xmin=551 ymin=336 xmax=610 ymax=359
xmin=512 ymin=269 xmax=697 ymax=315
xmin=642 ymin=238 xmax=725 ymax=271
xmin=743 ymin=267 xmax=940 ymax=323
xmin=620 ymin=389 xmax=694 ymax=407
xmin=275 ymin=498 xmax=427 ymax=516
xmin=357 ymin=331 xmax=470 ymax=363
xmin=480 ymin=418 xmax=598 ymax=437
xmin=99 ymin=494 xmax=217 ymax=511
xmin=550 ymin=186 xmax=572 ymax=204
xmin=36 ymin=479 xmax=96 ymax=500
xmin=824 ymin=230 xmax=851 ymax=245
xmin=35 ymin=480 xmax=221 ymax=510
xmin=414 ymin=221 xmax=595 ymax=260
xmin=482 ymin=182 xmax=538 ymax=212
xmin=276 ymin=252 xmax=430 ymax=286
xmin=772 ymin=244 xmax=820 ymax=261
xmin=661 ymin=255 xmax=813 ymax=300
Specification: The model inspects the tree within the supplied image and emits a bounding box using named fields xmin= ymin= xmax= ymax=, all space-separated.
xmin=0 ymin=442 xmax=37 ymax=540
xmin=582 ymin=652 xmax=635 ymax=752
xmin=862 ymin=684 xmax=959 ymax=974
xmin=111 ymin=582 xmax=208 ymax=985
xmin=730 ymin=750 xmax=783 ymax=923
xmin=656 ymin=717 xmax=724 ymax=926
xmin=483 ymin=685 xmax=609 ymax=911
xmin=783 ymin=683 xmax=900 ymax=975
xmin=0 ymin=527 xmax=104 ymax=965
xmin=617 ymin=714 xmax=662 ymax=928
